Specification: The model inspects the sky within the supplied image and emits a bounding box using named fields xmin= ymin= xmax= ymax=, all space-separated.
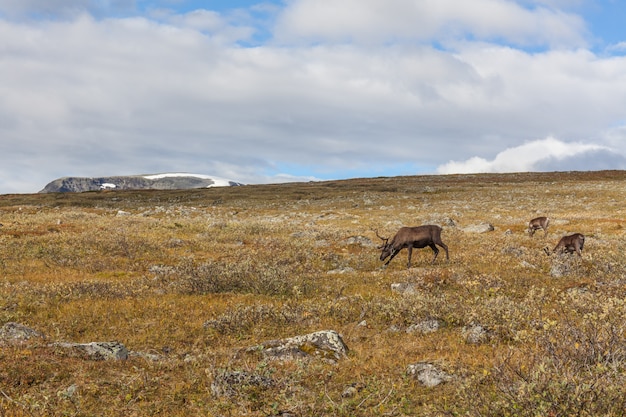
xmin=1 ymin=0 xmax=626 ymax=193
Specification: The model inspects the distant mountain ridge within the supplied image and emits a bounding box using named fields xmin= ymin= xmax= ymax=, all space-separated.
xmin=39 ymin=173 xmax=244 ymax=193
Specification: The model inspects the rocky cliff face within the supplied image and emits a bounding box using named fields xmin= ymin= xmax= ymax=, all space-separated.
xmin=39 ymin=174 xmax=244 ymax=193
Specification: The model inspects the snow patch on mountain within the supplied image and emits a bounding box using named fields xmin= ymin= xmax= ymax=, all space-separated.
xmin=142 ymin=173 xmax=236 ymax=187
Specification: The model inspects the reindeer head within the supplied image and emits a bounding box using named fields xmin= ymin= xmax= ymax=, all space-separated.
xmin=375 ymin=230 xmax=392 ymax=261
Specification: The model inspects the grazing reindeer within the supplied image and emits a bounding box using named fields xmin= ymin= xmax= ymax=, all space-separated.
xmin=544 ymin=233 xmax=585 ymax=257
xmin=377 ymin=225 xmax=449 ymax=268
xmin=528 ymin=216 xmax=549 ymax=237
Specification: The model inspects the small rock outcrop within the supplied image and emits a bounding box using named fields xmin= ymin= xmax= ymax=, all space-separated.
xmin=462 ymin=323 xmax=492 ymax=344
xmin=406 ymin=362 xmax=452 ymax=387
xmin=211 ymin=370 xmax=275 ymax=398
xmin=248 ymin=330 xmax=348 ymax=363
xmin=391 ymin=282 xmax=419 ymax=295
xmin=51 ymin=341 xmax=129 ymax=361
xmin=406 ymin=318 xmax=444 ymax=334
xmin=0 ymin=322 xmax=45 ymax=345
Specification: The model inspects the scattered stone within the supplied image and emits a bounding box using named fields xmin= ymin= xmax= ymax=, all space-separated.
xmin=210 ymin=370 xmax=275 ymax=398
xmin=165 ymin=238 xmax=185 ymax=248
xmin=501 ymin=245 xmax=525 ymax=257
xmin=462 ymin=223 xmax=495 ymax=234
xmin=520 ymin=260 xmax=536 ymax=269
xmin=441 ymin=217 xmax=457 ymax=227
xmin=327 ymin=267 xmax=355 ymax=275
xmin=406 ymin=318 xmax=444 ymax=334
xmin=341 ymin=382 xmax=365 ymax=398
xmin=116 ymin=210 xmax=130 ymax=216
xmin=0 ymin=322 xmax=45 ymax=345
xmin=343 ymin=235 xmax=376 ymax=247
xmin=129 ymin=351 xmax=163 ymax=361
xmin=462 ymin=324 xmax=492 ymax=344
xmin=57 ymin=384 xmax=78 ymax=400
xmin=387 ymin=325 xmax=402 ymax=333
xmin=51 ymin=341 xmax=129 ymax=361
xmin=391 ymin=282 xmax=418 ymax=295
xmin=248 ymin=330 xmax=348 ymax=363
xmin=406 ymin=362 xmax=452 ymax=387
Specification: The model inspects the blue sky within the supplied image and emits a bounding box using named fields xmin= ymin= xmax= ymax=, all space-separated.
xmin=1 ymin=0 xmax=626 ymax=193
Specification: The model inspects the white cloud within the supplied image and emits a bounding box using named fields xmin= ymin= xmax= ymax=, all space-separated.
xmin=436 ymin=137 xmax=626 ymax=174
xmin=274 ymin=0 xmax=588 ymax=48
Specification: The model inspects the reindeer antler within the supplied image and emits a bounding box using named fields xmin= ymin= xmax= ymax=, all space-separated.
xmin=374 ymin=229 xmax=388 ymax=244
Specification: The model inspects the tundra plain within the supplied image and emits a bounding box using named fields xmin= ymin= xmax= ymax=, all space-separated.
xmin=1 ymin=170 xmax=626 ymax=416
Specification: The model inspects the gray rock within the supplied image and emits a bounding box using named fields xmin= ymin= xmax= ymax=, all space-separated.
xmin=462 ymin=324 xmax=491 ymax=344
xmin=406 ymin=318 xmax=443 ymax=334
xmin=462 ymin=223 xmax=495 ymax=233
xmin=343 ymin=235 xmax=376 ymax=247
xmin=248 ymin=330 xmax=348 ymax=363
xmin=406 ymin=362 xmax=451 ymax=387
xmin=211 ymin=370 xmax=275 ymax=398
xmin=391 ymin=282 xmax=419 ymax=295
xmin=51 ymin=341 xmax=129 ymax=360
xmin=0 ymin=322 xmax=45 ymax=345
xmin=327 ymin=267 xmax=355 ymax=275
xmin=341 ymin=382 xmax=365 ymax=398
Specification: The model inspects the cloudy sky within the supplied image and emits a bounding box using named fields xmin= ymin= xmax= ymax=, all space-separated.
xmin=1 ymin=0 xmax=626 ymax=193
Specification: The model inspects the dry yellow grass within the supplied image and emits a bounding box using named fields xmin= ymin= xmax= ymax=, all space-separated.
xmin=1 ymin=170 xmax=626 ymax=416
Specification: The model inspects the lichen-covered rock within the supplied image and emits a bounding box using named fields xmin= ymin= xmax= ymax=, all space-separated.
xmin=249 ymin=330 xmax=348 ymax=363
xmin=0 ymin=322 xmax=45 ymax=345
xmin=406 ymin=318 xmax=444 ymax=334
xmin=52 ymin=341 xmax=129 ymax=360
xmin=210 ymin=370 xmax=275 ymax=398
xmin=462 ymin=324 xmax=492 ymax=344
xmin=391 ymin=282 xmax=419 ymax=295
xmin=406 ymin=362 xmax=452 ymax=387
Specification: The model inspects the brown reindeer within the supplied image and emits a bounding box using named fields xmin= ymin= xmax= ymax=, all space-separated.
xmin=377 ymin=225 xmax=449 ymax=268
xmin=544 ymin=233 xmax=585 ymax=257
xmin=528 ymin=216 xmax=549 ymax=237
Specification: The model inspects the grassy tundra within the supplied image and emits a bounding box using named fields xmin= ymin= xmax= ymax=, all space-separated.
xmin=1 ymin=171 xmax=626 ymax=416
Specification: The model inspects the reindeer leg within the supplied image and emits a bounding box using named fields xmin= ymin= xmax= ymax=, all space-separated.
xmin=437 ymin=241 xmax=449 ymax=261
xmin=429 ymin=243 xmax=439 ymax=264
xmin=406 ymin=246 xmax=413 ymax=268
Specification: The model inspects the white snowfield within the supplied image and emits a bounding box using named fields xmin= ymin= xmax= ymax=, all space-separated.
xmin=142 ymin=173 xmax=240 ymax=187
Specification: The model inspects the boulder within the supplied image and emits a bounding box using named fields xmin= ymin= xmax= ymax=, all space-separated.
xmin=51 ymin=341 xmax=129 ymax=360
xmin=406 ymin=362 xmax=452 ymax=387
xmin=248 ymin=330 xmax=348 ymax=363
xmin=0 ymin=322 xmax=45 ymax=345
